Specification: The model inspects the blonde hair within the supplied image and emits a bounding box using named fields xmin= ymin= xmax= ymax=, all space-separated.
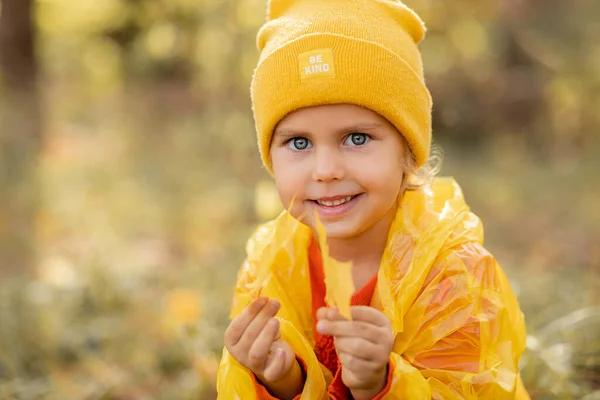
xmin=400 ymin=138 xmax=443 ymax=193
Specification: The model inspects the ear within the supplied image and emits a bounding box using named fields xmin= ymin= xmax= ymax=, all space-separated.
xmin=266 ymin=0 xmax=295 ymax=21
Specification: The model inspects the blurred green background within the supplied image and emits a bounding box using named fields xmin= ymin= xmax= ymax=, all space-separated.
xmin=0 ymin=0 xmax=599 ymax=398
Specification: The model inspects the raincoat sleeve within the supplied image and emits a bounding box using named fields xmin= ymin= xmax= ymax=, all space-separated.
xmin=217 ymin=258 xmax=331 ymax=400
xmin=383 ymin=242 xmax=529 ymax=399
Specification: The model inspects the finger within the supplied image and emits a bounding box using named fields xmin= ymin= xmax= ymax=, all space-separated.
xmin=349 ymin=306 xmax=391 ymax=327
xmin=316 ymin=306 xmax=331 ymax=321
xmin=237 ymin=299 xmax=281 ymax=350
xmin=262 ymin=348 xmax=287 ymax=383
xmin=333 ymin=336 xmax=382 ymax=361
xmin=224 ymin=297 xmax=269 ymax=346
xmin=247 ymin=318 xmax=280 ymax=370
xmin=273 ymin=326 xmax=281 ymax=341
xmin=317 ymin=320 xmax=384 ymax=343
xmin=338 ymin=350 xmax=383 ymax=372
xmin=317 ymin=307 xmax=347 ymax=322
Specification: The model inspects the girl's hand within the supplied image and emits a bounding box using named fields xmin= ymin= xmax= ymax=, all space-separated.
xmin=316 ymin=306 xmax=394 ymax=400
xmin=224 ymin=297 xmax=303 ymax=399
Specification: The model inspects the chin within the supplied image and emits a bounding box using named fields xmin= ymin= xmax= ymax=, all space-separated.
xmin=315 ymin=219 xmax=363 ymax=240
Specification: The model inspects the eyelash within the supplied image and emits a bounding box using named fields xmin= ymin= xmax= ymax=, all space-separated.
xmin=344 ymin=133 xmax=371 ymax=146
xmin=285 ymin=133 xmax=372 ymax=151
xmin=286 ymin=137 xmax=312 ymax=151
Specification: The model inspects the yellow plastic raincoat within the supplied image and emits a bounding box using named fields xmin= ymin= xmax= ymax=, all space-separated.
xmin=217 ymin=178 xmax=529 ymax=399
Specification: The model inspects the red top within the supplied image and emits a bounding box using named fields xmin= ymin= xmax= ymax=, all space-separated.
xmin=252 ymin=238 xmax=393 ymax=399
xmin=309 ymin=237 xmax=378 ymax=376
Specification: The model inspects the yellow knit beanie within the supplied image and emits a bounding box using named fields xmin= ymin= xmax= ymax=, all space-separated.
xmin=251 ymin=0 xmax=432 ymax=172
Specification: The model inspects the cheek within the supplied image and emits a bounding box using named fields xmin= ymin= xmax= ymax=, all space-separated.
xmin=272 ymin=152 xmax=308 ymax=217
xmin=276 ymin=181 xmax=309 ymax=222
xmin=358 ymin=157 xmax=404 ymax=197
xmin=272 ymin=149 xmax=293 ymax=182
xmin=273 ymin=172 xmax=295 ymax=206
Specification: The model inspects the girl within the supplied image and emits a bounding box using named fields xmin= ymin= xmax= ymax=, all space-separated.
xmin=217 ymin=0 xmax=529 ymax=398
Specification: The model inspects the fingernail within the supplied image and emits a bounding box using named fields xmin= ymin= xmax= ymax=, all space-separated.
xmin=317 ymin=321 xmax=326 ymax=333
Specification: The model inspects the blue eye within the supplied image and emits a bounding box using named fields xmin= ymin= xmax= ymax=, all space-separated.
xmin=345 ymin=133 xmax=370 ymax=146
xmin=287 ymin=137 xmax=312 ymax=150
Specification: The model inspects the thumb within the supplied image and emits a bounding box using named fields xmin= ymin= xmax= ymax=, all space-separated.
xmin=262 ymin=348 xmax=288 ymax=383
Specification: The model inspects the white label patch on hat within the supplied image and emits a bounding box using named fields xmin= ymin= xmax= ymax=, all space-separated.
xmin=298 ymin=49 xmax=335 ymax=82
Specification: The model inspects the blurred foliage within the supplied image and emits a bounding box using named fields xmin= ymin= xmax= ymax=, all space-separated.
xmin=0 ymin=0 xmax=599 ymax=398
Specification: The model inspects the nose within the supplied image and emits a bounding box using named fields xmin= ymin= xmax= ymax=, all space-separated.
xmin=312 ymin=146 xmax=345 ymax=182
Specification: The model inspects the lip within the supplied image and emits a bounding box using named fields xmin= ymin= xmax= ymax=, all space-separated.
xmin=314 ymin=194 xmax=356 ymax=202
xmin=310 ymin=193 xmax=363 ymax=219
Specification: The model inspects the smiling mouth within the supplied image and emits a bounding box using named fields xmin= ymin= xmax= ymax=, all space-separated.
xmin=313 ymin=194 xmax=360 ymax=207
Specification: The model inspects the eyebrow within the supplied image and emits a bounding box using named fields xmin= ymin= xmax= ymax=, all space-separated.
xmin=273 ymin=122 xmax=384 ymax=139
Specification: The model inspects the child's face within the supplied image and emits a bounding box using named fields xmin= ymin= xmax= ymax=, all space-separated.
xmin=270 ymin=104 xmax=407 ymax=239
